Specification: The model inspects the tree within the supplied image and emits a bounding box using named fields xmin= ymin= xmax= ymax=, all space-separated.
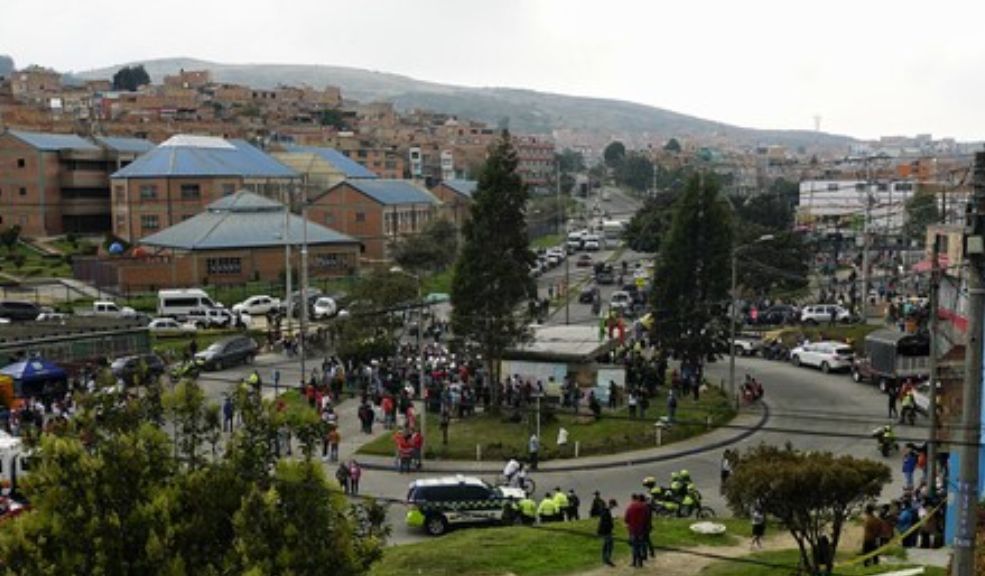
xmin=725 ymin=444 xmax=891 ymax=575
xmin=903 ymin=188 xmax=940 ymax=246
xmin=614 ymin=152 xmax=654 ymax=193
xmin=556 ymin=148 xmax=585 ymax=174
xmin=732 ymin=190 xmax=794 ymax=232
xmin=603 ymin=141 xmax=626 ymax=169
xmin=623 ymin=190 xmax=679 ymax=253
xmin=391 ymin=218 xmax=458 ymax=274
xmin=320 ymin=108 xmax=346 ymax=129
xmin=451 ymin=132 xmax=535 ymax=410
xmin=664 ymin=138 xmax=682 ymax=153
xmin=1 ymin=224 xmax=21 ymax=253
xmin=111 ymin=64 xmax=150 ymax=91
xmin=735 ymin=227 xmax=810 ymax=295
xmin=650 ymin=173 xmax=733 ymax=363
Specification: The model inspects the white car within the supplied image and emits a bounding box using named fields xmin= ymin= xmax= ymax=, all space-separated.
xmin=312 ymin=297 xmax=338 ymax=319
xmin=147 ymin=317 xmax=197 ymax=335
xmin=790 ymin=341 xmax=855 ymax=373
xmin=547 ymin=248 xmax=566 ymax=262
xmin=583 ymin=234 xmax=602 ymax=251
xmin=232 ymin=295 xmax=281 ymax=316
xmin=610 ymin=290 xmax=633 ymax=313
xmin=732 ymin=338 xmax=762 ymax=356
xmin=800 ymin=304 xmax=851 ymax=325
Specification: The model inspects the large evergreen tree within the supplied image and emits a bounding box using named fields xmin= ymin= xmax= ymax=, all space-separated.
xmin=451 ymin=132 xmax=535 ymax=410
xmin=112 ymin=65 xmax=150 ymax=91
xmin=650 ymin=173 xmax=733 ymax=363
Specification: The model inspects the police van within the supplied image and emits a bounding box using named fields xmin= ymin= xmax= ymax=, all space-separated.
xmin=406 ymin=475 xmax=526 ymax=536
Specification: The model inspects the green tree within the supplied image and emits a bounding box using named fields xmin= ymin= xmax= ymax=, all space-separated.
xmin=663 ymin=138 xmax=682 ymax=153
xmin=623 ymin=190 xmax=679 ymax=253
xmin=603 ymin=141 xmax=626 ymax=169
xmin=319 ymin=108 xmax=346 ymax=129
xmin=614 ymin=152 xmax=654 ymax=192
xmin=1 ymin=224 xmax=21 ymax=253
xmin=451 ymin=132 xmax=535 ymax=410
xmin=734 ymin=227 xmax=810 ymax=294
xmin=391 ymin=218 xmax=459 ymax=274
xmin=112 ymin=65 xmax=150 ymax=91
xmin=650 ymin=174 xmax=733 ymax=363
xmin=903 ymin=188 xmax=940 ymax=246
xmin=731 ymin=190 xmax=794 ymax=232
xmin=164 ymin=379 xmax=220 ymax=470
xmin=724 ymin=444 xmax=891 ymax=575
xmin=556 ymin=148 xmax=585 ymax=173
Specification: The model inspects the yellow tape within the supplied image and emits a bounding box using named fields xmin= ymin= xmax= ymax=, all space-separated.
xmin=837 ymin=502 xmax=945 ymax=568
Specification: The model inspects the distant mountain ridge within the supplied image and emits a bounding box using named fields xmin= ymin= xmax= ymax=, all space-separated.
xmin=73 ymin=57 xmax=855 ymax=149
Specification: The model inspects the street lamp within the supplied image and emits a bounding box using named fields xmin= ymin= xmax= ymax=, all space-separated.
xmin=390 ymin=266 xmax=426 ymax=465
xmin=729 ymin=234 xmax=774 ymax=406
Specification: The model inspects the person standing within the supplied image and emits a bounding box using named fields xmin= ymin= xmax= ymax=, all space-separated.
xmin=553 ymin=487 xmax=570 ymax=522
xmin=327 ymin=426 xmax=341 ymax=463
xmin=624 ymin=494 xmax=649 ymax=568
xmin=598 ymin=498 xmax=616 ymax=567
xmin=567 ymin=488 xmax=581 ymax=521
xmin=887 ymin=382 xmax=899 ymax=420
xmin=751 ymin=503 xmax=766 ymax=549
xmin=589 ymin=490 xmax=606 ymax=517
xmin=667 ymin=389 xmax=678 ymax=424
xmin=222 ymin=396 xmax=234 ymax=433
xmin=862 ymin=505 xmax=881 ymax=566
xmin=336 ymin=462 xmax=351 ymax=495
xmin=538 ymin=492 xmax=559 ymax=523
xmin=720 ymin=450 xmax=733 ymax=494
xmin=528 ymin=434 xmax=540 ymax=471
xmin=902 ymin=447 xmax=917 ymax=490
xmin=348 ymin=459 xmax=362 ymax=496
xmin=556 ymin=427 xmax=569 ymax=458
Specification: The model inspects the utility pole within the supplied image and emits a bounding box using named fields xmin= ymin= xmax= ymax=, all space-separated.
xmin=952 ymin=150 xmax=985 ymax=576
xmin=861 ymin=161 xmax=874 ymax=320
xmin=927 ymin=215 xmax=941 ymax=499
xmin=283 ymin=190 xmax=293 ymax=336
xmin=299 ymin=179 xmax=309 ymax=386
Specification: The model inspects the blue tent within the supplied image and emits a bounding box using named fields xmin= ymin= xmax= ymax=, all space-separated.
xmin=0 ymin=359 xmax=68 ymax=398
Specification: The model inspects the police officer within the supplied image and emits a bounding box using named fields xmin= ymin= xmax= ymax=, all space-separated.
xmin=589 ymin=490 xmax=606 ymax=517
xmin=538 ymin=492 xmax=559 ymax=523
xmin=566 ymin=488 xmax=581 ymax=521
xmin=553 ymin=487 xmax=570 ymax=522
xmin=518 ymin=495 xmax=538 ymax=525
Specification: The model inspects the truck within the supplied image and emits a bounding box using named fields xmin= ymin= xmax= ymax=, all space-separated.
xmin=74 ymin=300 xmax=137 ymax=317
xmin=601 ymin=220 xmax=625 ymax=241
xmin=851 ymin=329 xmax=929 ymax=389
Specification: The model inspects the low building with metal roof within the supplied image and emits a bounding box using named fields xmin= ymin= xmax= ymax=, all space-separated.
xmin=272 ymin=144 xmax=378 ymax=189
xmin=430 ymin=179 xmax=478 ymax=229
xmin=109 ymin=134 xmax=300 ymax=243
xmin=308 ymin=179 xmax=441 ymax=261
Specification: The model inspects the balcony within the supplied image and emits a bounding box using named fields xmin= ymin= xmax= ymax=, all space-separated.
xmin=60 ymin=170 xmax=109 ymax=189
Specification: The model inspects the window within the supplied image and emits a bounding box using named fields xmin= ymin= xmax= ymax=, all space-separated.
xmin=19 ymin=187 xmax=26 ymax=196
xmin=180 ymin=184 xmax=201 ymax=200
xmin=221 ymin=183 xmax=236 ymax=196
xmin=827 ymin=183 xmax=839 ymax=191
xmin=16 ymin=158 xmax=24 ymax=168
xmin=206 ymin=257 xmax=242 ymax=275
xmin=139 ymin=185 xmax=157 ymax=200
xmin=314 ymin=253 xmax=343 ymax=269
xmin=140 ymin=215 xmax=159 ymax=230
xmin=355 ymin=211 xmax=366 ymax=223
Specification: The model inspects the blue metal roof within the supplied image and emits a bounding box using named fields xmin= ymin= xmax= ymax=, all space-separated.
xmin=111 ymin=135 xmax=298 ymax=179
xmin=341 ymin=179 xmax=439 ymax=206
xmin=281 ymin=144 xmax=378 ymax=179
xmin=140 ymin=191 xmax=357 ymax=251
xmin=7 ymin=129 xmax=100 ymax=151
xmin=94 ymin=135 xmax=155 ymax=154
xmin=442 ymin=179 xmax=478 ymax=198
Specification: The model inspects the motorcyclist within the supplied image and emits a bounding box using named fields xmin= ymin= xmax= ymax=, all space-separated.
xmin=900 ymin=391 xmax=916 ymax=424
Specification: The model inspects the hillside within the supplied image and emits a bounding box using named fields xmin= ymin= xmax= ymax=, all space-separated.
xmin=73 ymin=57 xmax=854 ymax=149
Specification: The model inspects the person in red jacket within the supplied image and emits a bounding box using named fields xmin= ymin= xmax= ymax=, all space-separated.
xmin=411 ymin=430 xmax=423 ymax=470
xmin=624 ymin=494 xmax=649 ymax=567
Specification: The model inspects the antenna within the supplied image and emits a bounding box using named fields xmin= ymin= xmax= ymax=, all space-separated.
xmin=813 ymin=115 xmax=822 ymax=132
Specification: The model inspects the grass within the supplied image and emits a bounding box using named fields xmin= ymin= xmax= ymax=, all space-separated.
xmin=371 ymin=517 xmax=748 ymax=576
xmin=358 ymin=386 xmax=735 ymax=461
xmin=150 ymin=330 xmax=258 ymax=359
xmin=0 ymin=244 xmax=71 ymax=278
xmin=423 ymin=269 xmax=454 ymax=295
xmin=531 ymin=233 xmax=565 ymax=250
xmin=699 ymin=548 xmax=946 ymax=576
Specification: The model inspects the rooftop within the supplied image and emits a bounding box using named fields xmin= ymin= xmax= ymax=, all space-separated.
xmin=329 ymin=179 xmax=439 ymax=206
xmin=505 ymin=325 xmax=618 ymax=363
xmin=94 ymin=135 xmax=156 ymax=154
xmin=140 ymin=190 xmax=357 ymax=251
xmin=440 ymin=179 xmax=478 ymax=198
xmin=111 ymin=134 xmax=298 ymax=179
xmin=6 ymin=129 xmax=100 ymax=152
xmin=279 ymin=144 xmax=378 ymax=179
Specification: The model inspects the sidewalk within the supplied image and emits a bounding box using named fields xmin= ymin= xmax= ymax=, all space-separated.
xmin=355 ymin=402 xmax=768 ymax=474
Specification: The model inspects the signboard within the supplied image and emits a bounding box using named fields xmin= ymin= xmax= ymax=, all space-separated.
xmin=594 ymin=366 xmax=627 ymax=405
xmin=500 ymin=360 xmax=567 ymax=396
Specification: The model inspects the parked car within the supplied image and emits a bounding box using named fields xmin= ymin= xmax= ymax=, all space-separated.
xmin=74 ymin=300 xmax=136 ymax=318
xmin=576 ymin=254 xmax=593 ymax=268
xmin=186 ymin=308 xmax=235 ymax=329
xmin=851 ymin=330 xmax=929 ymax=388
xmin=147 ymin=317 xmax=198 ymax=335
xmin=594 ymin=263 xmax=615 ymax=285
xmin=406 ymin=476 xmax=525 ymax=536
xmin=790 ymin=341 xmax=855 ymax=373
xmin=800 ymin=304 xmax=852 ymax=325
xmin=583 ymin=234 xmax=602 ymax=251
xmin=195 ymin=335 xmax=258 ymax=371
xmin=579 ymin=285 xmax=599 ymax=304
xmin=312 ymin=296 xmax=338 ymax=319
xmin=232 ymin=295 xmax=280 ymax=316
xmin=752 ymin=305 xmax=800 ymax=326
xmin=610 ymin=291 xmax=633 ymax=314
xmin=111 ymin=353 xmax=166 ymax=387
xmin=278 ymin=288 xmax=324 ymax=318
xmin=157 ymin=288 xmax=220 ymax=318
xmin=0 ymin=301 xmax=41 ymax=322
xmin=732 ymin=337 xmax=763 ymax=356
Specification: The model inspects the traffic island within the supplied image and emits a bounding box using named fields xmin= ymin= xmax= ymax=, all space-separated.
xmin=357 ymin=386 xmax=736 ymax=464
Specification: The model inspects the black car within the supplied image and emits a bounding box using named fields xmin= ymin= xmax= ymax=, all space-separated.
xmin=754 ymin=305 xmax=800 ymax=326
xmin=194 ymin=335 xmax=258 ymax=371
xmin=0 ymin=300 xmax=41 ymax=322
xmin=594 ymin=263 xmax=615 ymax=285
xmin=111 ymin=353 xmax=166 ymax=386
xmin=579 ymin=285 xmax=599 ymax=304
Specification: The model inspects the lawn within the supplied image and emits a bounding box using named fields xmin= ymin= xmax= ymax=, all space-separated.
xmin=358 ymin=386 xmax=736 ymax=461
xmin=531 ymin=233 xmax=565 ymax=250
xmin=699 ymin=548 xmax=946 ymax=576
xmin=372 ymin=517 xmax=749 ymax=576
xmin=150 ymin=329 xmax=260 ymax=360
xmin=0 ymin=244 xmax=71 ymax=278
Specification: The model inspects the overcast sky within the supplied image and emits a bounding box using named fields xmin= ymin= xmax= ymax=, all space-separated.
xmin=3 ymin=0 xmax=984 ymax=141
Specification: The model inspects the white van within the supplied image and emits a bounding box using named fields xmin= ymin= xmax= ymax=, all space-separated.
xmin=0 ymin=434 xmax=30 ymax=494
xmin=157 ymin=289 xmax=219 ymax=319
xmin=566 ymin=230 xmax=586 ymax=252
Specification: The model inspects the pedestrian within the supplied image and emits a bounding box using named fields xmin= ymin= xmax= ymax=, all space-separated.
xmin=336 ymin=462 xmax=350 ymax=494
xmin=624 ymin=494 xmax=649 ymax=567
xmin=598 ymin=498 xmax=616 ymax=567
xmin=691 ymin=374 xmax=700 ymax=401
xmin=348 ymin=459 xmax=362 ymax=495
xmin=528 ymin=433 xmax=540 ymax=471
xmin=589 ymin=490 xmax=606 ymax=518
xmin=327 ymin=426 xmax=341 ymax=463
xmin=628 ymin=390 xmax=638 ymax=418
xmin=720 ymin=450 xmax=733 ymax=494
xmin=552 ymin=487 xmax=570 ymax=521
xmin=887 ymin=382 xmax=899 ymax=420
xmin=439 ymin=408 xmax=450 ymax=445
xmin=751 ymin=502 xmax=766 ymax=549
xmin=556 ymin=427 xmax=569 ymax=458
xmin=222 ymin=396 xmax=234 ymax=433
xmin=862 ymin=504 xmax=881 ymax=566
xmin=667 ymin=389 xmax=678 ymax=424
xmin=902 ymin=447 xmax=917 ymax=490
xmin=567 ymin=488 xmax=581 ymax=521
xmin=607 ymin=380 xmax=617 ymax=409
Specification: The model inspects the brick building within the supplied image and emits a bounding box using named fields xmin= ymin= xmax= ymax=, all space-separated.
xmin=0 ymin=129 xmax=153 ymax=236
xmin=109 ymin=134 xmax=299 ymax=242
xmin=99 ymin=191 xmax=360 ymax=290
xmin=430 ymin=179 xmax=476 ymax=229
xmin=271 ymin=144 xmax=377 ymax=190
xmin=309 ymin=179 xmax=440 ymax=261
xmin=513 ymin=135 xmax=556 ymax=194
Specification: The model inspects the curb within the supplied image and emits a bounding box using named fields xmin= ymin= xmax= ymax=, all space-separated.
xmin=357 ymin=402 xmax=771 ymax=474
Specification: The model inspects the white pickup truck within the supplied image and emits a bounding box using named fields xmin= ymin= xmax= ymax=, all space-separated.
xmin=75 ymin=300 xmax=137 ymax=317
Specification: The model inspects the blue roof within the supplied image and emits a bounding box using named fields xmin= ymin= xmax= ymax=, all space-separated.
xmin=7 ymin=129 xmax=99 ymax=151
xmin=441 ymin=179 xmax=478 ymax=198
xmin=281 ymin=144 xmax=378 ymax=179
xmin=337 ymin=179 xmax=439 ymax=206
xmin=94 ymin=135 xmax=155 ymax=154
xmin=140 ymin=190 xmax=357 ymax=250
xmin=111 ymin=135 xmax=298 ymax=179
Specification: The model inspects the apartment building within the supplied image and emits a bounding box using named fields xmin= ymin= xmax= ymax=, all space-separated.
xmin=309 ymin=179 xmax=440 ymax=261
xmin=109 ymin=134 xmax=299 ymax=242
xmin=513 ymin=135 xmax=556 ymax=194
xmin=0 ymin=129 xmax=153 ymax=236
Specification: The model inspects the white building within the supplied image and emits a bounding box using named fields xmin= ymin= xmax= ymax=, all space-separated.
xmin=798 ymin=179 xmax=917 ymax=231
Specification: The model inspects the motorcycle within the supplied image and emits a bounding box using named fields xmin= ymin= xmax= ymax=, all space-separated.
xmin=169 ymin=359 xmax=203 ymax=383
xmin=501 ymin=468 xmax=536 ymax=497
xmin=871 ymin=426 xmax=899 ymax=457
xmin=899 ymin=404 xmax=917 ymax=426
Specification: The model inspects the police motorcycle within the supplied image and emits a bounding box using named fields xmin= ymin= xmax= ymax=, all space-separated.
xmin=169 ymin=358 xmax=203 ymax=383
xmin=500 ymin=460 xmax=536 ymax=497
xmin=871 ymin=424 xmax=899 ymax=457
xmin=643 ymin=471 xmax=715 ymax=519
